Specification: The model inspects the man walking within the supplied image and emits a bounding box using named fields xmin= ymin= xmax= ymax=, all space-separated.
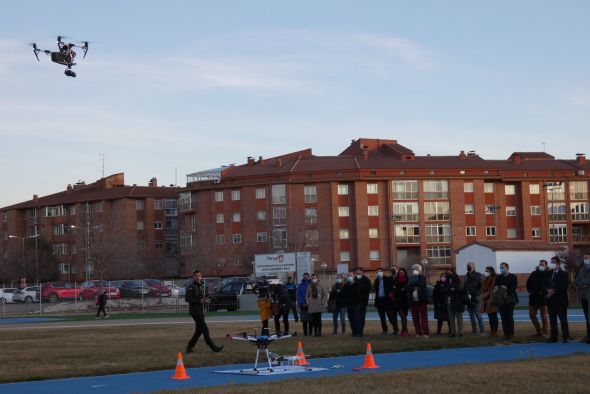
xmin=546 ymin=257 xmax=570 ymax=343
xmin=526 ymin=260 xmax=549 ymax=337
xmin=464 ymin=262 xmax=484 ymax=335
xmin=95 ymin=289 xmax=110 ymax=319
xmin=185 ymin=270 xmax=223 ymax=354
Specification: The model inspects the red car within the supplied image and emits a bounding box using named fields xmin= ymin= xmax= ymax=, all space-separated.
xmin=143 ymin=279 xmax=172 ymax=297
xmin=79 ymin=280 xmax=121 ymax=301
xmin=41 ymin=282 xmax=81 ymax=303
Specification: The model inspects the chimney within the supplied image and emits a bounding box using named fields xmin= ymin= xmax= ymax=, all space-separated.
xmin=247 ymin=156 xmax=254 ymax=166
xmin=149 ymin=177 xmax=157 ymax=187
xmin=33 ymin=194 xmax=38 ymax=201
xmin=362 ymin=145 xmax=369 ymax=160
xmin=277 ymin=158 xmax=283 ymax=167
xmin=258 ymin=156 xmax=264 ymax=164
xmin=512 ymin=155 xmax=522 ymax=165
xmin=576 ymin=153 xmax=586 ymax=165
xmin=459 ymin=150 xmax=467 ymax=159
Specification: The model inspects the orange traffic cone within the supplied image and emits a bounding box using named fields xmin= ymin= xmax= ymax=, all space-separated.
xmin=359 ymin=343 xmax=379 ymax=369
xmin=171 ymin=352 xmax=191 ymax=380
xmin=294 ymin=341 xmax=310 ymax=365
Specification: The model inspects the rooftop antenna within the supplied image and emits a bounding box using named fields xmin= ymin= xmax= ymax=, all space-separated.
xmin=542 ymin=142 xmax=546 ymax=152
xmin=174 ymin=168 xmax=178 ymax=186
xmin=99 ymin=153 xmax=105 ymax=178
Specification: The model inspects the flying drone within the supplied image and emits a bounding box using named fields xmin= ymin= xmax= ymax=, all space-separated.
xmin=31 ymin=36 xmax=89 ymax=77
xmin=225 ymin=330 xmax=299 ymax=373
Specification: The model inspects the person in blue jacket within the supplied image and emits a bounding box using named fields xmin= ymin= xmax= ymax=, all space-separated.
xmin=296 ymin=272 xmax=312 ymax=336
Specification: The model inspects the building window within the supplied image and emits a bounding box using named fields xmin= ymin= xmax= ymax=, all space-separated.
xmin=256 ymin=232 xmax=268 ymax=243
xmin=392 ymin=180 xmax=418 ymax=200
xmin=232 ymin=234 xmax=242 ymax=244
xmin=394 ymin=224 xmax=420 ymax=244
xmin=507 ymin=228 xmax=517 ymax=239
xmin=137 ymin=221 xmax=144 ymax=230
xmin=304 ymin=185 xmax=317 ymax=203
xmin=549 ymin=224 xmax=568 ymax=243
xmin=571 ymin=203 xmax=589 ymax=221
xmin=164 ymin=199 xmax=177 ymax=216
xmin=136 ymin=199 xmax=144 ymax=210
xmin=191 ymin=215 xmax=197 ymax=231
xmin=231 ymin=190 xmax=241 ymax=201
xmin=305 ymin=230 xmax=318 ymax=247
xmin=485 ymin=205 xmax=500 ymax=215
xmin=340 ymin=251 xmax=351 ymax=261
xmin=154 ymin=221 xmax=162 ymax=230
xmin=529 ymin=184 xmax=540 ymax=195
xmin=338 ymin=207 xmax=350 ymax=217
xmin=368 ymin=206 xmax=379 ymax=216
xmin=426 ymin=246 xmax=452 ymax=264
xmin=339 ymin=229 xmax=350 ymax=239
xmin=532 ymin=228 xmax=541 ymax=238
xmin=548 ymin=203 xmax=567 ymax=221
xmin=424 ymin=201 xmax=450 ymax=221
xmin=425 ymin=224 xmax=451 ymax=243
xmin=369 ymin=250 xmax=380 ymax=260
xmin=423 ymin=180 xmax=449 ymax=199
xmin=272 ymin=184 xmax=287 ymax=204
xmin=531 ymin=206 xmax=541 ymax=216
xmin=369 ymin=228 xmax=379 ymax=238
xmin=338 ymin=184 xmax=349 ymax=195
xmin=232 ymin=212 xmax=241 ymax=223
xmin=393 ymin=202 xmax=419 ymax=221
xmin=273 ymin=229 xmax=288 ymax=249
xmin=464 ymin=182 xmax=474 ymax=193
xmin=215 ymin=191 xmax=224 ymax=202
xmin=137 ymin=240 xmax=146 ymax=250
xmin=155 ymin=240 xmax=164 ymax=249
xmin=545 ymin=183 xmax=565 ymax=201
xmin=256 ymin=188 xmax=266 ymax=199
xmin=506 ymin=206 xmax=517 ymax=216
xmin=273 ymin=207 xmax=287 ymax=226
xmin=486 ymin=226 xmax=496 ymax=236
xmin=570 ymin=181 xmax=588 ymax=200
xmin=216 ymin=234 xmax=225 ymax=245
xmin=367 ymin=183 xmax=378 ymax=194
xmin=256 ymin=210 xmax=266 ymax=221
xmin=466 ymin=226 xmax=476 ymax=236
xmin=505 ymin=185 xmax=516 ymax=195
xmin=465 ymin=204 xmax=475 ymax=214
xmin=305 ymin=208 xmax=318 ymax=225
xmin=484 ymin=183 xmax=494 ymax=193
xmin=52 ymin=244 xmax=69 ymax=255
xmin=216 ymin=213 xmax=224 ymax=223
xmin=154 ymin=199 xmax=163 ymax=209
xmin=53 ymin=224 xmax=70 ymax=236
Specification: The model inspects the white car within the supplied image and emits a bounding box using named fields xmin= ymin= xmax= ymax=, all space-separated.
xmin=0 ymin=288 xmax=17 ymax=304
xmin=168 ymin=284 xmax=186 ymax=297
xmin=12 ymin=286 xmax=40 ymax=303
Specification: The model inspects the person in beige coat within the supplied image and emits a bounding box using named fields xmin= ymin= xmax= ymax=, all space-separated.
xmin=306 ymin=273 xmax=327 ymax=336
xmin=480 ymin=266 xmax=499 ymax=338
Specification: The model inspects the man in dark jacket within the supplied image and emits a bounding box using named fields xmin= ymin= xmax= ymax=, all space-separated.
xmin=271 ymin=283 xmax=292 ymax=335
xmin=546 ymin=256 xmax=570 ymax=343
xmin=494 ymin=262 xmax=518 ymax=340
xmin=351 ymin=267 xmax=372 ymax=337
xmin=373 ymin=268 xmax=398 ymax=335
xmin=95 ymin=290 xmax=110 ymax=319
xmin=185 ymin=270 xmax=223 ymax=354
xmin=526 ymin=260 xmax=549 ymax=337
xmin=284 ymin=276 xmax=299 ymax=322
xmin=464 ymin=262 xmax=484 ymax=335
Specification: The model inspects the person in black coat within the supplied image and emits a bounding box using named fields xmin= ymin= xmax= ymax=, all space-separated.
xmin=448 ymin=270 xmax=466 ymax=337
xmin=95 ymin=290 xmax=110 ymax=319
xmin=270 ymin=283 xmax=292 ymax=335
xmin=351 ymin=267 xmax=372 ymax=337
xmin=328 ymin=274 xmax=350 ymax=335
xmin=185 ymin=270 xmax=223 ymax=353
xmin=493 ymin=262 xmax=518 ymax=340
xmin=526 ymin=260 xmax=549 ymax=337
xmin=394 ymin=268 xmax=410 ymax=336
xmin=408 ymin=264 xmax=430 ymax=337
xmin=433 ymin=273 xmax=450 ymax=335
xmin=464 ymin=262 xmax=484 ymax=335
xmin=373 ymin=268 xmax=398 ymax=334
xmin=546 ymin=256 xmax=570 ymax=343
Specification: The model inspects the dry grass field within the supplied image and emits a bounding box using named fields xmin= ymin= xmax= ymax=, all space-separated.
xmin=0 ymin=319 xmax=587 ymax=385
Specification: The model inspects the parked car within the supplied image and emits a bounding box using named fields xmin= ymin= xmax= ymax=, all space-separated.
xmin=41 ymin=282 xmax=81 ymax=303
xmin=0 ymin=288 xmax=17 ymax=304
xmin=143 ymin=279 xmax=172 ymax=297
xmin=207 ymin=278 xmax=264 ymax=311
xmin=12 ymin=286 xmax=40 ymax=303
xmin=114 ymin=280 xmax=150 ymax=298
xmin=79 ymin=280 xmax=121 ymax=300
xmin=167 ymin=284 xmax=186 ymax=297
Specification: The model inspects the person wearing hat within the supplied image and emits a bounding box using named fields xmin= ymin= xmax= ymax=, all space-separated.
xmin=185 ymin=270 xmax=223 ymax=354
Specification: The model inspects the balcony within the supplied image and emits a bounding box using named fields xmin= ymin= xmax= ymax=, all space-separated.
xmin=394 ymin=236 xmax=420 ymax=244
xmin=573 ymin=233 xmax=590 ymax=243
xmin=178 ymin=201 xmax=196 ymax=212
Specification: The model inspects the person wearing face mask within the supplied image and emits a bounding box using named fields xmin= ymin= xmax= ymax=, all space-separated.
xmin=546 ymin=256 xmax=570 ymax=343
xmin=373 ymin=268 xmax=397 ymax=335
xmin=284 ymin=276 xmax=299 ymax=323
xmin=526 ymin=260 xmax=549 ymax=338
xmin=344 ymin=272 xmax=359 ymax=336
xmin=296 ymin=273 xmax=312 ymax=336
xmin=575 ymin=254 xmax=590 ymax=343
xmin=433 ymin=273 xmax=450 ymax=335
xmin=350 ymin=267 xmax=372 ymax=337
xmin=464 ymin=262 xmax=484 ymax=336
xmin=394 ymin=268 xmax=410 ymax=336
xmin=480 ymin=266 xmax=498 ymax=338
xmin=493 ymin=262 xmax=518 ymax=340
xmin=306 ymin=273 xmax=327 ymax=336
xmin=408 ymin=264 xmax=429 ymax=338
xmin=328 ymin=273 xmax=349 ymax=335
xmin=448 ymin=270 xmax=466 ymax=338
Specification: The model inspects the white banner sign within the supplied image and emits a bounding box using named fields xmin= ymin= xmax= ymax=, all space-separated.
xmin=254 ymin=253 xmax=297 ymax=276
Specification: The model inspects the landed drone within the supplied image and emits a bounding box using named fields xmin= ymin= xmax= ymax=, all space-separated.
xmin=31 ymin=36 xmax=89 ymax=77
xmin=226 ymin=330 xmax=297 ymax=373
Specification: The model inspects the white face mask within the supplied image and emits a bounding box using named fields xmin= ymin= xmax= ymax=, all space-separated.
xmin=538 ymin=266 xmax=545 ymax=271
xmin=412 ymin=270 xmax=419 ymax=276
xmin=312 ymin=278 xmax=318 ymax=283
xmin=377 ymin=272 xmax=383 ymax=278
xmin=484 ymin=271 xmax=490 ymax=277
xmin=549 ymin=263 xmax=557 ymax=270
xmin=356 ymin=274 xmax=363 ymax=280
xmin=336 ymin=278 xmax=342 ymax=284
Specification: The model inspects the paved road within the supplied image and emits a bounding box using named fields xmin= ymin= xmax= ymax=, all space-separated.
xmin=1 ymin=342 xmax=589 ymax=394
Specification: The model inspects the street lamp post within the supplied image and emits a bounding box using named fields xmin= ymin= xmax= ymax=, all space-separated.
xmin=8 ymin=234 xmax=40 ymax=282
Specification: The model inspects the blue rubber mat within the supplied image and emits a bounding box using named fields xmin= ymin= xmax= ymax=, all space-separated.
xmin=1 ymin=342 xmax=588 ymax=394
xmin=0 ymin=317 xmax=65 ymax=324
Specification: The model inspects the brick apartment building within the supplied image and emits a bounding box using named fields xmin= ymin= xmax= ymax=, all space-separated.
xmin=177 ymin=138 xmax=590 ymax=279
xmin=0 ymin=173 xmax=180 ymax=283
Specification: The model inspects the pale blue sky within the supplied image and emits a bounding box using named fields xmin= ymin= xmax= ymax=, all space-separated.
xmin=1 ymin=1 xmax=589 ymax=207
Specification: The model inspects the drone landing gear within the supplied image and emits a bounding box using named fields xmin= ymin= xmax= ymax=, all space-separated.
xmin=64 ymin=69 xmax=76 ymax=77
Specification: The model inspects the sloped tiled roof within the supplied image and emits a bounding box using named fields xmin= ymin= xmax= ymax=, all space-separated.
xmin=456 ymin=240 xmax=565 ymax=253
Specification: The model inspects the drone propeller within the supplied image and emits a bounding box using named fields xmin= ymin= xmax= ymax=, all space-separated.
xmin=78 ymin=41 xmax=91 ymax=58
xmin=30 ymin=43 xmax=40 ymax=61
